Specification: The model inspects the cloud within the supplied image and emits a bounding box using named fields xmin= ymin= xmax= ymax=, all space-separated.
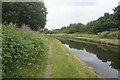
xmin=44 ymin=0 xmax=119 ymax=30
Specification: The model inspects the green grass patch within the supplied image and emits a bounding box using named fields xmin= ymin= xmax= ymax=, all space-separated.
xmin=47 ymin=37 xmax=100 ymax=78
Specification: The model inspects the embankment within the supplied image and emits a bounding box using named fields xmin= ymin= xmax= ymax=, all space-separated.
xmin=51 ymin=35 xmax=119 ymax=47
xmin=45 ymin=37 xmax=101 ymax=78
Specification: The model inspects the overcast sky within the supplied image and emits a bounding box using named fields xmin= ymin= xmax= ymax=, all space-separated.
xmin=44 ymin=0 xmax=119 ymax=30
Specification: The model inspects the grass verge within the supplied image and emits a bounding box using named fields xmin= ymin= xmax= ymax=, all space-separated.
xmin=51 ymin=34 xmax=119 ymax=47
xmin=46 ymin=37 xmax=100 ymax=78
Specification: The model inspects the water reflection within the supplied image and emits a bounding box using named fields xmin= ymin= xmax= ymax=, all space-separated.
xmin=58 ymin=38 xmax=119 ymax=78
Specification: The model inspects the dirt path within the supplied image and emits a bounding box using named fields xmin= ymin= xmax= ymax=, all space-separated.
xmin=44 ymin=45 xmax=52 ymax=78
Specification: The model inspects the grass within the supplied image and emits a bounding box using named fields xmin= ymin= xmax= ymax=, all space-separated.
xmin=46 ymin=37 xmax=100 ymax=78
xmin=51 ymin=34 xmax=119 ymax=46
xmin=2 ymin=25 xmax=102 ymax=78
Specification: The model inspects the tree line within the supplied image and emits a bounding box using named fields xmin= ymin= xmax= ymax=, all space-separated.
xmin=2 ymin=2 xmax=47 ymax=31
xmin=48 ymin=5 xmax=120 ymax=34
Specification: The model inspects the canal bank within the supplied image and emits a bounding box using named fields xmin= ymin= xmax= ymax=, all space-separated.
xmin=56 ymin=38 xmax=119 ymax=79
xmin=51 ymin=35 xmax=120 ymax=47
xmin=45 ymin=37 xmax=101 ymax=78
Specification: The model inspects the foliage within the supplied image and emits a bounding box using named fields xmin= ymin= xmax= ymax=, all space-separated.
xmin=86 ymin=13 xmax=118 ymax=34
xmin=98 ymin=31 xmax=109 ymax=38
xmin=2 ymin=2 xmax=47 ymax=31
xmin=98 ymin=31 xmax=119 ymax=39
xmin=50 ymin=23 xmax=85 ymax=34
xmin=2 ymin=24 xmax=46 ymax=77
xmin=113 ymin=5 xmax=120 ymax=23
xmin=50 ymin=6 xmax=120 ymax=34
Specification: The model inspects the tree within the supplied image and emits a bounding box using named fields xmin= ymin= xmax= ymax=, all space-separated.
xmin=113 ymin=5 xmax=120 ymax=27
xmin=85 ymin=12 xmax=118 ymax=34
xmin=2 ymin=2 xmax=47 ymax=31
xmin=50 ymin=5 xmax=119 ymax=34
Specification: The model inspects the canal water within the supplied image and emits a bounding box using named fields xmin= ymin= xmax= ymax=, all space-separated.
xmin=58 ymin=38 xmax=119 ymax=78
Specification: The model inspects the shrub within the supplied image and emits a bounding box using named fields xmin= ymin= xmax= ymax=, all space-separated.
xmin=2 ymin=24 xmax=46 ymax=77
xmin=98 ymin=31 xmax=119 ymax=39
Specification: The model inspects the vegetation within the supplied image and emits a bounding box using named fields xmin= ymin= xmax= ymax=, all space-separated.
xmin=2 ymin=2 xmax=47 ymax=31
xmin=45 ymin=37 xmax=100 ymax=78
xmin=98 ymin=31 xmax=120 ymax=39
xmin=2 ymin=24 xmax=48 ymax=77
xmin=0 ymin=24 xmax=1 ymax=79
xmin=49 ymin=5 xmax=120 ymax=35
xmin=2 ymin=24 xmax=101 ymax=78
xmin=51 ymin=33 xmax=119 ymax=47
xmin=2 ymin=1 xmax=119 ymax=78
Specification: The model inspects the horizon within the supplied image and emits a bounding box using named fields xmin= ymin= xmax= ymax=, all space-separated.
xmin=44 ymin=0 xmax=119 ymax=30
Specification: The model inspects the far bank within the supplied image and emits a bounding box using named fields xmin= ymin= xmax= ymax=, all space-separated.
xmin=50 ymin=34 xmax=119 ymax=48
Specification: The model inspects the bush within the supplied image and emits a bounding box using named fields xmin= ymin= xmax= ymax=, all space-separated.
xmin=2 ymin=24 xmax=46 ymax=77
xmin=107 ymin=32 xmax=118 ymax=39
xmin=98 ymin=31 xmax=109 ymax=38
xmin=98 ymin=31 xmax=119 ymax=39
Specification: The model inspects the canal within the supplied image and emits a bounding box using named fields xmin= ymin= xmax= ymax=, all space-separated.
xmin=58 ymin=38 xmax=119 ymax=78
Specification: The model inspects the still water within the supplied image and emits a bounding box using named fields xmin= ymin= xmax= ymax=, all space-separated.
xmin=58 ymin=38 xmax=119 ymax=78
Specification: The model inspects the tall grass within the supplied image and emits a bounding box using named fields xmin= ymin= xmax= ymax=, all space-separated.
xmin=63 ymin=32 xmax=119 ymax=39
xmin=98 ymin=31 xmax=119 ymax=39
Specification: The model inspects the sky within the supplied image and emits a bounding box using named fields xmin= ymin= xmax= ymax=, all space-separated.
xmin=44 ymin=0 xmax=119 ymax=30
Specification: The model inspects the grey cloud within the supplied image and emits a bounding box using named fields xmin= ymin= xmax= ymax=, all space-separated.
xmin=45 ymin=0 xmax=96 ymax=7
xmin=44 ymin=0 xmax=119 ymax=30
